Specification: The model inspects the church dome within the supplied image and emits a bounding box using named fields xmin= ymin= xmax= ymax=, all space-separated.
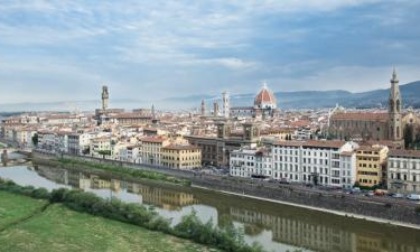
xmin=254 ymin=84 xmax=277 ymax=109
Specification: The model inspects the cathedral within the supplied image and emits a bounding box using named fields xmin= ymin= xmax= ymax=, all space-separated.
xmin=328 ymin=69 xmax=420 ymax=148
xmin=230 ymin=83 xmax=279 ymax=119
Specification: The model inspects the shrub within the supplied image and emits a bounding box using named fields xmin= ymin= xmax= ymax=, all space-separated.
xmin=415 ymin=206 xmax=420 ymax=215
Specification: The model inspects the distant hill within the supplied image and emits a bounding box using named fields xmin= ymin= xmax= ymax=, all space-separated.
xmin=226 ymin=81 xmax=420 ymax=110
xmin=1 ymin=81 xmax=419 ymax=112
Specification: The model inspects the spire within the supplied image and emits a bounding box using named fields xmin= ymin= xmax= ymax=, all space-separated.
xmin=262 ymin=80 xmax=268 ymax=89
xmin=391 ymin=67 xmax=399 ymax=84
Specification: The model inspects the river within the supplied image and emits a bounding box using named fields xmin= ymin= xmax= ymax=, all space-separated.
xmin=1 ymin=164 xmax=420 ymax=252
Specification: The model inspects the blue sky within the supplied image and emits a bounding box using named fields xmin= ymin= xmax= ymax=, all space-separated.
xmin=0 ymin=0 xmax=419 ymax=106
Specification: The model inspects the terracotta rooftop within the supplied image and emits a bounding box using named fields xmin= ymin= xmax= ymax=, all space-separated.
xmin=331 ymin=112 xmax=388 ymax=122
xmin=273 ymin=141 xmax=305 ymax=147
xmin=274 ymin=140 xmax=345 ymax=149
xmin=141 ymin=136 xmax=168 ymax=143
xmin=389 ymin=149 xmax=420 ymax=159
xmin=254 ymin=86 xmax=276 ymax=106
xmin=163 ymin=145 xmax=201 ymax=150
xmin=302 ymin=140 xmax=345 ymax=149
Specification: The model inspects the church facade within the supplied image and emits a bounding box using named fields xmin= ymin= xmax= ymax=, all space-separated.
xmin=328 ymin=69 xmax=417 ymax=148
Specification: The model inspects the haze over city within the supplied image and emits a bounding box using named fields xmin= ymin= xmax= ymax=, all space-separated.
xmin=1 ymin=0 xmax=420 ymax=107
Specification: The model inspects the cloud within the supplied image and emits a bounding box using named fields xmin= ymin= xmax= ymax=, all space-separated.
xmin=0 ymin=0 xmax=419 ymax=107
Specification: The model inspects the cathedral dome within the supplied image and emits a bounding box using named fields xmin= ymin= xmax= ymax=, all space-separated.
xmin=254 ymin=84 xmax=277 ymax=109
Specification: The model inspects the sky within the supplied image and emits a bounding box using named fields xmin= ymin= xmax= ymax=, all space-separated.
xmin=0 ymin=0 xmax=419 ymax=107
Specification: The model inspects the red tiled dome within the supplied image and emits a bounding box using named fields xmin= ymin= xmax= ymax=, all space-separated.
xmin=254 ymin=85 xmax=276 ymax=107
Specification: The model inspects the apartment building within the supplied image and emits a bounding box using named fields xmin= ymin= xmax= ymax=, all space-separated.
xmin=230 ymin=148 xmax=272 ymax=178
xmin=388 ymin=149 xmax=420 ymax=193
xmin=141 ymin=136 xmax=170 ymax=165
xmin=67 ymin=132 xmax=92 ymax=155
xmin=355 ymin=145 xmax=388 ymax=187
xmin=242 ymin=140 xmax=359 ymax=188
xmin=90 ymin=137 xmax=112 ymax=158
xmin=161 ymin=145 xmax=202 ymax=169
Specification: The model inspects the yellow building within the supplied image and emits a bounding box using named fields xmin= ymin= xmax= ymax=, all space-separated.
xmin=356 ymin=145 xmax=388 ymax=187
xmin=161 ymin=145 xmax=202 ymax=169
xmin=140 ymin=136 xmax=170 ymax=165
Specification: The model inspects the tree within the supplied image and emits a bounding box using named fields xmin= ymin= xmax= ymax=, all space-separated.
xmin=98 ymin=150 xmax=112 ymax=159
xmin=32 ymin=133 xmax=39 ymax=147
xmin=404 ymin=124 xmax=414 ymax=149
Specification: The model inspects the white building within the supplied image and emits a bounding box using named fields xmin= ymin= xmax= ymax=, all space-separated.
xmin=67 ymin=132 xmax=92 ymax=155
xmin=388 ymin=149 xmax=420 ymax=193
xmin=230 ymin=148 xmax=272 ymax=178
xmin=37 ymin=130 xmax=56 ymax=152
xmin=90 ymin=137 xmax=112 ymax=158
xmin=119 ymin=145 xmax=141 ymax=163
xmin=269 ymin=141 xmax=358 ymax=188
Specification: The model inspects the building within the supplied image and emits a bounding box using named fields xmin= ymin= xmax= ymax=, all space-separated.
xmin=67 ymin=132 xmax=92 ymax=155
xmin=37 ymin=130 xmax=56 ymax=152
xmin=355 ymin=145 xmax=388 ymax=187
xmin=102 ymin=85 xmax=109 ymax=110
xmin=387 ymin=149 xmax=420 ymax=193
xmin=230 ymin=148 xmax=272 ymax=178
xmin=186 ymin=122 xmax=260 ymax=167
xmin=119 ymin=145 xmax=141 ymax=163
xmin=328 ymin=69 xmax=415 ymax=148
xmin=140 ymin=136 xmax=170 ymax=165
xmin=222 ymin=91 xmax=230 ymax=119
xmin=161 ymin=145 xmax=202 ymax=169
xmin=230 ymin=83 xmax=279 ymax=119
xmin=271 ymin=141 xmax=358 ymax=188
xmin=90 ymin=137 xmax=112 ymax=158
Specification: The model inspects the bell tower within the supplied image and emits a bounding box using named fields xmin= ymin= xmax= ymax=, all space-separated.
xmin=102 ymin=85 xmax=109 ymax=111
xmin=388 ymin=68 xmax=402 ymax=141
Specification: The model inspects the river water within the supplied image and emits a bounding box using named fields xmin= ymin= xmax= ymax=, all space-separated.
xmin=1 ymin=164 xmax=420 ymax=252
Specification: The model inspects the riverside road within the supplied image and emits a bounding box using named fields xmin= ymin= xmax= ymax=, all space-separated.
xmin=29 ymin=150 xmax=420 ymax=227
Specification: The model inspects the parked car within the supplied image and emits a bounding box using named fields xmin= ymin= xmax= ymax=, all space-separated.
xmin=365 ymin=191 xmax=375 ymax=197
xmin=351 ymin=187 xmax=362 ymax=194
xmin=392 ymin=193 xmax=404 ymax=198
xmin=279 ymin=178 xmax=290 ymax=184
xmin=374 ymin=189 xmax=388 ymax=196
xmin=407 ymin=194 xmax=420 ymax=201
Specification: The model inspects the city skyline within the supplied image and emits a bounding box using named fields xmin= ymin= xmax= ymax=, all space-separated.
xmin=1 ymin=1 xmax=420 ymax=104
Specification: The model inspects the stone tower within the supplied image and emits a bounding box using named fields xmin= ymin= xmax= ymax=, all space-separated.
xmin=388 ymin=68 xmax=402 ymax=141
xmin=222 ymin=91 xmax=230 ymax=119
xmin=201 ymin=99 xmax=206 ymax=116
xmin=102 ymin=85 xmax=109 ymax=111
xmin=213 ymin=101 xmax=219 ymax=117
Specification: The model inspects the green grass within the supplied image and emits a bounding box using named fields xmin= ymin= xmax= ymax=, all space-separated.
xmin=0 ymin=191 xmax=48 ymax=229
xmin=0 ymin=192 xmax=218 ymax=252
xmin=56 ymin=158 xmax=191 ymax=186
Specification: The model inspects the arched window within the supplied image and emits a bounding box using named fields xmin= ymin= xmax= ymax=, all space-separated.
xmin=396 ymin=100 xmax=401 ymax=112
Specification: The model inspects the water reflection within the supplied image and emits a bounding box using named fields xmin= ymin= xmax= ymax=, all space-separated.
xmin=1 ymin=165 xmax=420 ymax=252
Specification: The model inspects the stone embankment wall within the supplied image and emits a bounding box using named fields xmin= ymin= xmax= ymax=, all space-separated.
xmin=32 ymin=151 xmax=420 ymax=226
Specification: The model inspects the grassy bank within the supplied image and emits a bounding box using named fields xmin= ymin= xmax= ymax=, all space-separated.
xmin=37 ymin=157 xmax=191 ymax=186
xmin=0 ymin=179 xmax=264 ymax=252
xmin=0 ymin=192 xmax=217 ymax=252
xmin=0 ymin=191 xmax=48 ymax=229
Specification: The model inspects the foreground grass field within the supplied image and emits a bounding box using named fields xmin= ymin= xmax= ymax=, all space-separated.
xmin=0 ymin=192 xmax=217 ymax=252
xmin=0 ymin=191 xmax=48 ymax=229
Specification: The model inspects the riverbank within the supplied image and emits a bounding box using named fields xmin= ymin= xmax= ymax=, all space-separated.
xmin=34 ymin=157 xmax=191 ymax=187
xmin=0 ymin=191 xmax=218 ymax=252
xmin=193 ymin=185 xmax=420 ymax=231
xmin=32 ymin=151 xmax=420 ymax=227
